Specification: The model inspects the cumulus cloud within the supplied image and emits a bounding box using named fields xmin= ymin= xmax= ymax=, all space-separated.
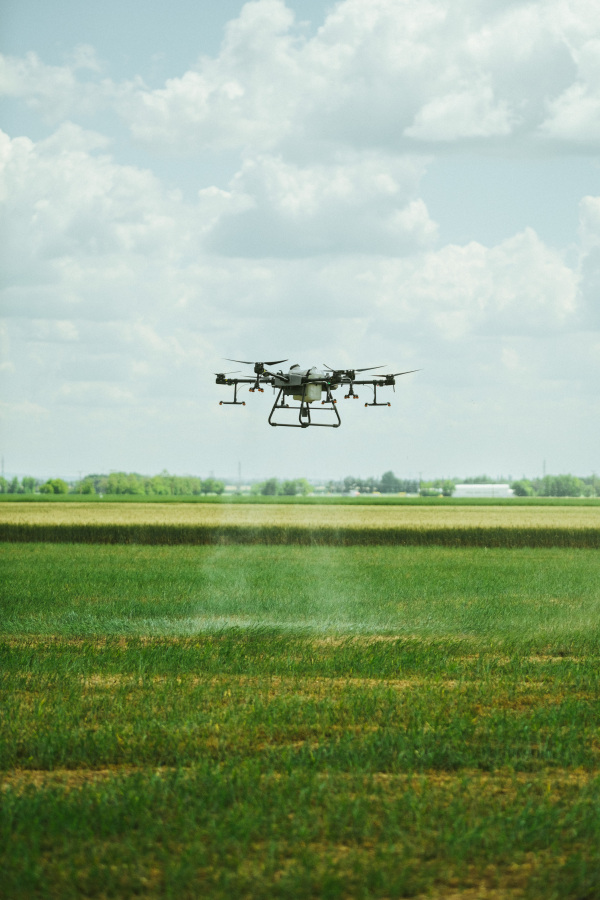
xmin=0 ymin=124 xmax=203 ymax=318
xmin=206 ymin=153 xmax=437 ymax=257
xmin=405 ymin=81 xmax=514 ymax=141
xmin=2 ymin=0 xmax=599 ymax=476
xmin=372 ymin=229 xmax=578 ymax=339
xmin=116 ymin=0 xmax=600 ymax=154
xmin=0 ymin=116 xmax=589 ymax=413
xmin=576 ymin=195 xmax=600 ymax=328
xmin=0 ymin=48 xmax=114 ymax=122
xmin=3 ymin=0 xmax=599 ymax=154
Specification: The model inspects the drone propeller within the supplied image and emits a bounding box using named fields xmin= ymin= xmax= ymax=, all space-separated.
xmin=323 ymin=364 xmax=385 ymax=374
xmin=224 ymin=357 xmax=288 ymax=392
xmin=214 ymin=370 xmax=240 ymax=376
xmin=225 ymin=358 xmax=288 ymax=367
xmin=386 ymin=369 xmax=420 ymax=377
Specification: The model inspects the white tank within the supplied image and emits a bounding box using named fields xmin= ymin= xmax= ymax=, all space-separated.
xmin=293 ymin=383 xmax=322 ymax=402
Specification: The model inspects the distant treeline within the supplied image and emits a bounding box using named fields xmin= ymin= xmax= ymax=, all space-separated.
xmin=335 ymin=472 xmax=600 ymax=498
xmin=1 ymin=470 xmax=599 ymax=497
xmin=0 ymin=472 xmax=225 ymax=496
xmin=325 ymin=473 xmax=421 ymax=495
xmin=507 ymin=474 xmax=600 ymax=498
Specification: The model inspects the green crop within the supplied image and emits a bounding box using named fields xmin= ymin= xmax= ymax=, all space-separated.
xmin=2 ymin=542 xmax=600 ymax=898
xmin=2 ymin=543 xmax=600 ymax=640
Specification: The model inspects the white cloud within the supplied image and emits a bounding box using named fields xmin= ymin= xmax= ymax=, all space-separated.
xmin=576 ymin=194 xmax=600 ymax=328
xmin=540 ymin=81 xmax=600 ymax=143
xmin=206 ymin=153 xmax=437 ymax=256
xmin=405 ymin=81 xmax=514 ymax=141
xmin=0 ymin=124 xmax=203 ymax=319
xmin=2 ymin=0 xmax=599 ymax=476
xmin=0 ymin=50 xmax=114 ymax=122
xmin=3 ymin=0 xmax=599 ymax=154
xmin=116 ymin=0 xmax=600 ymax=154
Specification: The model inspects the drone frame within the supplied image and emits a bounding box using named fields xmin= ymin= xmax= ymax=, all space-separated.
xmin=215 ymin=366 xmax=418 ymax=427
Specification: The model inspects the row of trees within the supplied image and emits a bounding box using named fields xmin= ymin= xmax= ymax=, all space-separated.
xmin=325 ymin=472 xmax=420 ymax=494
xmin=0 ymin=472 xmax=225 ymax=496
xmin=251 ymin=478 xmax=313 ymax=496
xmin=2 ymin=470 xmax=599 ymax=497
xmin=327 ymin=471 xmax=600 ymax=497
xmin=0 ymin=476 xmax=52 ymax=494
xmin=511 ymin=474 xmax=600 ymax=498
xmin=72 ymin=472 xmax=226 ymax=496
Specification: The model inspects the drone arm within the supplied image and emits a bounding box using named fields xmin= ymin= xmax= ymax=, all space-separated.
xmin=215 ymin=376 xmax=256 ymax=386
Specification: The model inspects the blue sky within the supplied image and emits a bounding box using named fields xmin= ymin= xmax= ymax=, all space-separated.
xmin=1 ymin=0 xmax=599 ymax=482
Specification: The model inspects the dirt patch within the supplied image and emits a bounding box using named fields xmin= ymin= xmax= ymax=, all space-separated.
xmin=0 ymin=766 xmax=175 ymax=792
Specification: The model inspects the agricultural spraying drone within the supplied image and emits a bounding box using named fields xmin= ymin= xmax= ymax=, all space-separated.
xmin=215 ymin=359 xmax=419 ymax=428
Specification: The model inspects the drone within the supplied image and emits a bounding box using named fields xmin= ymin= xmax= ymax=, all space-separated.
xmin=215 ymin=358 xmax=418 ymax=428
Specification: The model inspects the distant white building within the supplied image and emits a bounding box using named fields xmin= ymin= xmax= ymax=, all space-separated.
xmin=223 ymin=484 xmax=253 ymax=494
xmin=454 ymin=483 xmax=514 ymax=498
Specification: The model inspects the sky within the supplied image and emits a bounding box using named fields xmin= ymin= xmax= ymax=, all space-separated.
xmin=1 ymin=0 xmax=599 ymax=483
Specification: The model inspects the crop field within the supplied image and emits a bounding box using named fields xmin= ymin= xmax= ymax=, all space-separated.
xmin=4 ymin=501 xmax=600 ymax=527
xmin=2 ymin=538 xmax=600 ymax=899
xmin=1 ymin=500 xmax=599 ymax=548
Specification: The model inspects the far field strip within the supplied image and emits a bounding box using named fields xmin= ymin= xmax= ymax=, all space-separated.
xmin=1 ymin=501 xmax=598 ymax=528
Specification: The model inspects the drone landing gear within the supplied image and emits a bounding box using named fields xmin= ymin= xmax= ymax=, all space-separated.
xmin=364 ymin=383 xmax=391 ymax=408
xmin=219 ymin=382 xmax=246 ymax=406
xmin=268 ymin=387 xmax=341 ymax=428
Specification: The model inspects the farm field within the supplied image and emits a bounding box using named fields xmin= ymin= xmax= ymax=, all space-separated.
xmin=2 ymin=542 xmax=600 ymax=898
xmin=2 ymin=500 xmax=599 ymax=528
xmin=2 ymin=500 xmax=599 ymax=549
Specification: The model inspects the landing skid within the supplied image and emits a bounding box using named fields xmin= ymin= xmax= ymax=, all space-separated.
xmin=218 ymin=382 xmax=246 ymax=406
xmin=268 ymin=386 xmax=341 ymax=428
xmin=364 ymin=383 xmax=391 ymax=407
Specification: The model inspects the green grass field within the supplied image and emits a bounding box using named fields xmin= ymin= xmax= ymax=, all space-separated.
xmin=2 ymin=541 xmax=600 ymax=898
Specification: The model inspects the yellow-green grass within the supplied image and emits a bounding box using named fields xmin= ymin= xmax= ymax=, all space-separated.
xmin=2 ymin=501 xmax=599 ymax=548
xmin=3 ymin=501 xmax=600 ymax=527
xmin=2 ymin=543 xmax=600 ymax=898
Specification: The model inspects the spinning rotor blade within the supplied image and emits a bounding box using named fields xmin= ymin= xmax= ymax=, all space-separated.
xmin=225 ymin=358 xmax=288 ymax=366
xmin=214 ymin=370 xmax=240 ymax=375
xmin=387 ymin=369 xmax=420 ymax=377
xmin=323 ymin=363 xmax=385 ymax=373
